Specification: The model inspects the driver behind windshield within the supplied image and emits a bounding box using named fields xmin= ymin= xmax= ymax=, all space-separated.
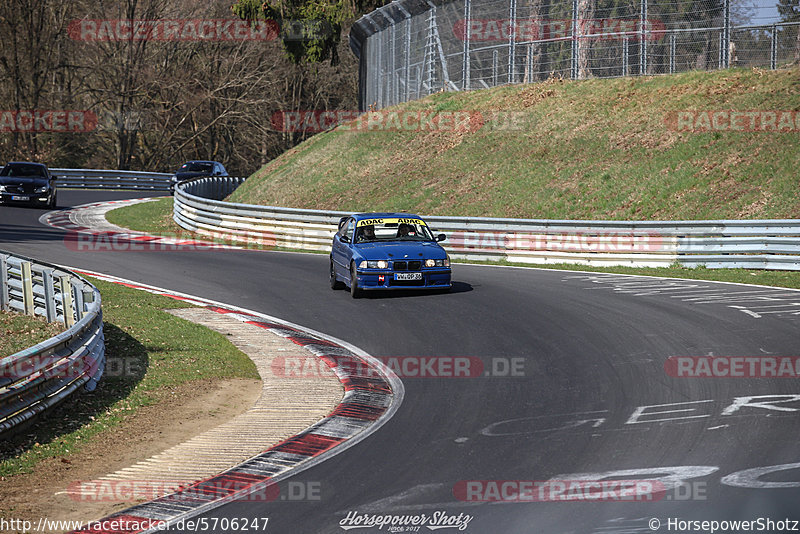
xmin=397 ymin=223 xmax=415 ymax=238
xmin=356 ymin=224 xmax=376 ymax=243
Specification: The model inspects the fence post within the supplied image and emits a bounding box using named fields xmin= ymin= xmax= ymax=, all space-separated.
xmin=492 ymin=49 xmax=499 ymax=86
xmin=669 ymin=32 xmax=676 ymax=74
xmin=623 ymin=36 xmax=629 ymax=76
xmin=390 ymin=23 xmax=398 ymax=106
xmin=723 ymin=0 xmax=730 ymax=68
xmin=21 ymin=261 xmax=34 ymax=316
xmin=640 ymin=0 xmax=648 ymax=74
xmin=376 ymin=30 xmax=383 ymax=108
xmin=571 ymin=0 xmax=579 ymax=79
xmin=405 ymin=18 xmax=412 ymax=100
xmin=771 ymin=24 xmax=777 ymax=70
xmin=462 ymin=0 xmax=471 ymax=89
xmin=60 ymin=275 xmax=75 ymax=327
xmin=718 ymin=31 xmax=723 ymax=68
xmin=508 ymin=0 xmax=517 ymax=83
xmin=0 ymin=255 xmax=7 ymax=312
xmin=42 ymin=268 xmax=56 ymax=322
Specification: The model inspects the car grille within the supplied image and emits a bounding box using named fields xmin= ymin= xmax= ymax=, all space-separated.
xmin=5 ymin=184 xmax=36 ymax=194
xmin=393 ymin=260 xmax=422 ymax=271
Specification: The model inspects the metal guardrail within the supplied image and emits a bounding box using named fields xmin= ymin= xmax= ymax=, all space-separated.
xmin=52 ymin=168 xmax=173 ymax=191
xmin=0 ymin=251 xmax=105 ymax=435
xmin=174 ymin=177 xmax=800 ymax=270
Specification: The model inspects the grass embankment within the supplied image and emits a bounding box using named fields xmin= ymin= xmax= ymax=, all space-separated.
xmin=1 ymin=312 xmax=64 ymax=358
xmin=0 ymin=278 xmax=259 ymax=476
xmin=229 ymin=68 xmax=800 ymax=220
xmin=105 ymin=68 xmax=800 ymax=289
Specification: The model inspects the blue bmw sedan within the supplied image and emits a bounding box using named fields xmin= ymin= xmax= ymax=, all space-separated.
xmin=330 ymin=213 xmax=452 ymax=298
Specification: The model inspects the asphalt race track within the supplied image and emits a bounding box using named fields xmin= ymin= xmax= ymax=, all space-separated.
xmin=3 ymin=190 xmax=800 ymax=534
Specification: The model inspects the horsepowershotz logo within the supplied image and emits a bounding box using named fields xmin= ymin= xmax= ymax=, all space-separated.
xmin=339 ymin=511 xmax=473 ymax=531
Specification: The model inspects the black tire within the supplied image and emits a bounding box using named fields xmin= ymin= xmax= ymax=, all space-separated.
xmin=330 ymin=260 xmax=344 ymax=290
xmin=48 ymin=191 xmax=57 ymax=209
xmin=350 ymin=263 xmax=361 ymax=299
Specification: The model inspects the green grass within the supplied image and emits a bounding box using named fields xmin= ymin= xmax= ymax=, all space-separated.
xmin=0 ymin=311 xmax=64 ymax=358
xmin=106 ymin=197 xmax=177 ymax=235
xmin=229 ymin=68 xmax=800 ymax=220
xmin=0 ymin=277 xmax=259 ymax=476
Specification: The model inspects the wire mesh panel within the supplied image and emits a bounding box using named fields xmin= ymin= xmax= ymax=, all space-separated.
xmin=351 ymin=0 xmax=799 ymax=110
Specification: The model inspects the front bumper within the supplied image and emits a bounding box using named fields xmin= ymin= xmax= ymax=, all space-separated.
xmin=0 ymin=192 xmax=50 ymax=204
xmin=354 ymin=269 xmax=452 ymax=290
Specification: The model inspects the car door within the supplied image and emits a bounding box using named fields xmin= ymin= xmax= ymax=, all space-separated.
xmin=332 ymin=217 xmax=354 ymax=277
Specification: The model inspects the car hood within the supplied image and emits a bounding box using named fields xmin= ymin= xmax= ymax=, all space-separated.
xmin=0 ymin=177 xmax=47 ymax=187
xmin=355 ymin=241 xmax=447 ymax=260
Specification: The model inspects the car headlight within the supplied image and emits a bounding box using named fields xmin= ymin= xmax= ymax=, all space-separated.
xmin=358 ymin=260 xmax=388 ymax=269
xmin=0 ymin=185 xmax=5 ymax=192
xmin=425 ymin=258 xmax=450 ymax=268
xmin=35 ymin=186 xmax=48 ymax=193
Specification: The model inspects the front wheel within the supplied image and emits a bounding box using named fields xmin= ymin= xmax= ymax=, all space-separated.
xmin=350 ymin=264 xmax=361 ymax=299
xmin=330 ymin=260 xmax=344 ymax=290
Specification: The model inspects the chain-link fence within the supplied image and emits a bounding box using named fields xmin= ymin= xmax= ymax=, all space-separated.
xmin=349 ymin=0 xmax=800 ymax=110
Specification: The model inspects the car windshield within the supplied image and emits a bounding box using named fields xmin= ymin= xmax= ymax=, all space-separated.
xmin=354 ymin=217 xmax=434 ymax=243
xmin=1 ymin=164 xmax=46 ymax=177
xmin=180 ymin=162 xmax=213 ymax=172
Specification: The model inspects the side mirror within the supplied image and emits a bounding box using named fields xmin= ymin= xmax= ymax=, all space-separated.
xmin=436 ymin=233 xmax=446 ymax=242
xmin=340 ymin=235 xmax=351 ymax=244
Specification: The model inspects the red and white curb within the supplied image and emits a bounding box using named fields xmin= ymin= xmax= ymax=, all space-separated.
xmin=42 ymin=199 xmax=251 ymax=252
xmin=64 ymin=269 xmax=403 ymax=534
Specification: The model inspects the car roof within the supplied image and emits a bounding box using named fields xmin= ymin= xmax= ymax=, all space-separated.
xmin=5 ymin=162 xmax=47 ymax=167
xmin=352 ymin=212 xmax=423 ymax=220
xmin=183 ymin=160 xmax=217 ymax=164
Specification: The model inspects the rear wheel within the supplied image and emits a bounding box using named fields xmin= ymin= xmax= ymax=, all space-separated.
xmin=350 ymin=263 xmax=361 ymax=299
xmin=330 ymin=260 xmax=344 ymax=290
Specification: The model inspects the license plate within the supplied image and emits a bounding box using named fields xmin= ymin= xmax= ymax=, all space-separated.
xmin=11 ymin=195 xmax=29 ymax=201
xmin=395 ymin=272 xmax=422 ymax=281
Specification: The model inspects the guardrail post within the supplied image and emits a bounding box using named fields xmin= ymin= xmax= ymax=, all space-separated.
xmin=21 ymin=261 xmax=34 ymax=316
xmin=74 ymin=284 xmax=85 ymax=322
xmin=42 ymin=268 xmax=56 ymax=322
xmin=0 ymin=255 xmax=8 ymax=312
xmin=59 ymin=275 xmax=75 ymax=327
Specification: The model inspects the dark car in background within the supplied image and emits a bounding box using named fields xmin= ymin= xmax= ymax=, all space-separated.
xmin=0 ymin=162 xmax=57 ymax=208
xmin=170 ymin=160 xmax=228 ymax=193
